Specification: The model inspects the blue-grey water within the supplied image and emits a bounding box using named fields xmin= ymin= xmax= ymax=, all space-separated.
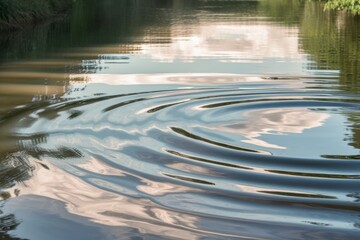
xmin=0 ymin=0 xmax=359 ymax=239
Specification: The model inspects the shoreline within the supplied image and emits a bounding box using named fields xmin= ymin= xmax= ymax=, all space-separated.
xmin=0 ymin=0 xmax=74 ymax=31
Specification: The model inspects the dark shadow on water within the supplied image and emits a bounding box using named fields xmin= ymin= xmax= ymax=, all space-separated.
xmin=0 ymin=214 xmax=23 ymax=240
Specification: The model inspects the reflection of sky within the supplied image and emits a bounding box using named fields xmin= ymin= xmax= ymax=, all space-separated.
xmin=94 ymin=56 xmax=303 ymax=75
xmin=273 ymin=112 xmax=359 ymax=158
xmin=2 ymin=3 xmax=360 ymax=239
xmin=140 ymin=24 xmax=301 ymax=61
xmin=7 ymin=159 xmax=200 ymax=240
xmin=223 ymin=108 xmax=330 ymax=149
xmin=213 ymin=108 xmax=358 ymax=158
xmin=76 ymin=22 xmax=305 ymax=81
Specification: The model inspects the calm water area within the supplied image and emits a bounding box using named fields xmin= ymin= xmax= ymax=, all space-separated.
xmin=0 ymin=0 xmax=359 ymax=239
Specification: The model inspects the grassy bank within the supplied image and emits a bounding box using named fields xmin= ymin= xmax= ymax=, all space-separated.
xmin=0 ymin=0 xmax=73 ymax=30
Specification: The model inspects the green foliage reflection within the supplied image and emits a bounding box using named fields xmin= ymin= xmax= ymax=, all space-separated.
xmin=261 ymin=0 xmax=360 ymax=92
xmin=300 ymin=2 xmax=360 ymax=91
xmin=325 ymin=0 xmax=360 ymax=15
xmin=0 ymin=0 xmax=72 ymax=30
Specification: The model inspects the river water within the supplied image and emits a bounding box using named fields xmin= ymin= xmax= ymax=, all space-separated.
xmin=0 ymin=0 xmax=359 ymax=239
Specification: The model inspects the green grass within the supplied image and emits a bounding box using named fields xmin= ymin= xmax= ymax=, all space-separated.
xmin=0 ymin=0 xmax=73 ymax=30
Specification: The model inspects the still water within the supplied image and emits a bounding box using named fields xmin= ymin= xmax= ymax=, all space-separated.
xmin=0 ymin=0 xmax=360 ymax=239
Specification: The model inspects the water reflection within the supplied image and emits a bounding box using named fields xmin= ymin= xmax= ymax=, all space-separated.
xmin=0 ymin=0 xmax=360 ymax=239
xmin=300 ymin=2 xmax=360 ymax=92
xmin=0 ymin=213 xmax=20 ymax=239
xmin=1 ymin=82 xmax=357 ymax=239
xmin=2 ymin=160 xmax=203 ymax=239
xmin=220 ymin=108 xmax=329 ymax=149
xmin=139 ymin=24 xmax=301 ymax=61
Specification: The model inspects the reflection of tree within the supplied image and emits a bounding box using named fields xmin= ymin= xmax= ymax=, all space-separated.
xmin=259 ymin=0 xmax=360 ymax=93
xmin=0 ymin=152 xmax=31 ymax=238
xmin=0 ymin=0 xmax=261 ymax=62
xmin=346 ymin=113 xmax=360 ymax=149
xmin=258 ymin=0 xmax=305 ymax=24
xmin=0 ymin=153 xmax=32 ymax=240
xmin=0 ymin=129 xmax=87 ymax=239
xmin=347 ymin=192 xmax=360 ymax=202
xmin=300 ymin=2 xmax=360 ymax=92
xmin=0 ymin=153 xmax=34 ymax=190
xmin=0 ymin=213 xmax=23 ymax=240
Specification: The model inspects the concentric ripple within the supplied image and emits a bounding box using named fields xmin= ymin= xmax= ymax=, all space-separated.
xmin=1 ymin=78 xmax=359 ymax=239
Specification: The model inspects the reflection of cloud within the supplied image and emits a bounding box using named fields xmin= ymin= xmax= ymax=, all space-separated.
xmin=69 ymin=22 xmax=303 ymax=88
xmin=9 ymin=159 xmax=199 ymax=239
xmin=137 ymin=180 xmax=191 ymax=196
xmin=140 ymin=23 xmax=301 ymax=61
xmin=220 ymin=108 xmax=329 ymax=149
xmin=69 ymin=73 xmax=265 ymax=86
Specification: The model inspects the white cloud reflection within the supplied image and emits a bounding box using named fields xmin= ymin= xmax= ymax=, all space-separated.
xmin=69 ymin=21 xmax=304 ymax=86
xmin=10 ymin=159 xmax=200 ymax=239
xmin=140 ymin=23 xmax=301 ymax=62
xmin=219 ymin=108 xmax=330 ymax=149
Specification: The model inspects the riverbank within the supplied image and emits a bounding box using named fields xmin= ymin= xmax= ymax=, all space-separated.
xmin=0 ymin=0 xmax=73 ymax=31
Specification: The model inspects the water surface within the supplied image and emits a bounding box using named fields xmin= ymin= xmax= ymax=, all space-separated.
xmin=0 ymin=1 xmax=360 ymax=239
